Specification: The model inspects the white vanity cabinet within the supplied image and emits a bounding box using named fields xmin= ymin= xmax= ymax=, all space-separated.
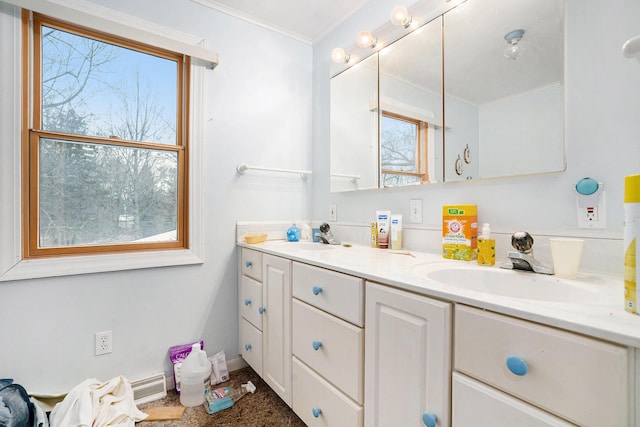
xmin=291 ymin=262 xmax=365 ymax=427
xmin=239 ymin=248 xmax=264 ymax=376
xmin=453 ymin=305 xmax=632 ymax=427
xmin=262 ymin=254 xmax=293 ymax=406
xmin=365 ymin=281 xmax=452 ymax=427
xmin=238 ymin=249 xmax=292 ymax=406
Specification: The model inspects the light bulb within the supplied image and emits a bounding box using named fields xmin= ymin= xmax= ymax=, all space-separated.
xmin=357 ymin=30 xmax=377 ymax=49
xmin=331 ymin=47 xmax=349 ymax=63
xmin=390 ymin=5 xmax=410 ymax=27
xmin=504 ymin=41 xmax=520 ymax=60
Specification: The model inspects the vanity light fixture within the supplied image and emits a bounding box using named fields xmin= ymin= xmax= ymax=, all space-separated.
xmin=504 ymin=29 xmax=525 ymax=60
xmin=622 ymin=35 xmax=640 ymax=62
xmin=356 ymin=30 xmax=378 ymax=49
xmin=390 ymin=5 xmax=412 ymax=28
xmin=331 ymin=47 xmax=350 ymax=64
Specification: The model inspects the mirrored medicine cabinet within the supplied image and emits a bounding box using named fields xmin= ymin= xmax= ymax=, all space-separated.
xmin=330 ymin=0 xmax=565 ymax=192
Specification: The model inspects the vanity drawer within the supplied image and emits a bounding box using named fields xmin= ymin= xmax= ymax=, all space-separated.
xmin=292 ymin=299 xmax=364 ymax=404
xmin=292 ymin=357 xmax=363 ymax=427
xmin=452 ymin=372 xmax=575 ymax=427
xmin=241 ymin=248 xmax=263 ymax=282
xmin=292 ymin=262 xmax=364 ymax=326
xmin=454 ymin=305 xmax=630 ymax=427
xmin=239 ymin=318 xmax=262 ymax=377
xmin=239 ymin=275 xmax=263 ymax=330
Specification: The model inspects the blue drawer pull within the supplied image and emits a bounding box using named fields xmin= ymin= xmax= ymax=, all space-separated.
xmin=259 ymin=306 xmax=266 ymax=314
xmin=244 ymin=344 xmax=251 ymax=351
xmin=244 ymin=298 xmax=251 ymax=306
xmin=506 ymin=355 xmax=528 ymax=376
xmin=312 ymin=407 xmax=322 ymax=418
xmin=312 ymin=286 xmax=323 ymax=295
xmin=422 ymin=412 xmax=437 ymax=427
xmin=245 ymin=261 xmax=252 ymax=268
xmin=312 ymin=340 xmax=323 ymax=351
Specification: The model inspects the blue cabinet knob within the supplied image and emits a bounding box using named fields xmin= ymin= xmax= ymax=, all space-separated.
xmin=422 ymin=412 xmax=437 ymax=427
xmin=244 ymin=298 xmax=251 ymax=306
xmin=312 ymin=286 xmax=323 ymax=295
xmin=245 ymin=261 xmax=252 ymax=268
xmin=312 ymin=340 xmax=323 ymax=351
xmin=506 ymin=355 xmax=528 ymax=376
xmin=312 ymin=407 xmax=322 ymax=418
xmin=258 ymin=307 xmax=266 ymax=314
xmin=244 ymin=344 xmax=251 ymax=351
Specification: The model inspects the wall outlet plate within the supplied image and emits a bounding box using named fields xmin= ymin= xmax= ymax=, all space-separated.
xmin=95 ymin=330 xmax=112 ymax=355
xmin=329 ymin=204 xmax=337 ymax=221
xmin=410 ymin=199 xmax=423 ymax=223
xmin=577 ymin=191 xmax=606 ymax=229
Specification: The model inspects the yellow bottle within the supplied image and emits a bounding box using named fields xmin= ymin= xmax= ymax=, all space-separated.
xmin=477 ymin=223 xmax=496 ymax=266
xmin=624 ymin=174 xmax=640 ymax=315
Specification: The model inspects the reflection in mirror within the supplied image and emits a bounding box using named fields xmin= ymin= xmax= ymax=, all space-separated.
xmin=379 ymin=16 xmax=443 ymax=187
xmin=443 ymin=0 xmax=565 ymax=181
xmin=330 ymin=54 xmax=379 ymax=192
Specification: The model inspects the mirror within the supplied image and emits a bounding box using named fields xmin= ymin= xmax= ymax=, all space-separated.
xmin=443 ymin=0 xmax=565 ymax=181
xmin=330 ymin=54 xmax=379 ymax=192
xmin=329 ymin=0 xmax=565 ymax=192
xmin=379 ymin=16 xmax=443 ymax=186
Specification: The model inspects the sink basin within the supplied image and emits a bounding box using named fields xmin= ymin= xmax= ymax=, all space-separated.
xmin=417 ymin=265 xmax=611 ymax=304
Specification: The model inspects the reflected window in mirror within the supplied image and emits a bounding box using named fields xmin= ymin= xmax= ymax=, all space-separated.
xmin=381 ymin=112 xmax=427 ymax=187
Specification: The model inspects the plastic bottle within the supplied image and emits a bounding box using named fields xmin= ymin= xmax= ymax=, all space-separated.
xmin=287 ymin=224 xmax=301 ymax=242
xmin=624 ymin=174 xmax=640 ymax=315
xmin=477 ymin=223 xmax=496 ymax=266
xmin=204 ymin=381 xmax=256 ymax=414
xmin=179 ymin=343 xmax=211 ymax=407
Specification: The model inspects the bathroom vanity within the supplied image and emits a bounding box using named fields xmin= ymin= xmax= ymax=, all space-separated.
xmin=237 ymin=241 xmax=639 ymax=427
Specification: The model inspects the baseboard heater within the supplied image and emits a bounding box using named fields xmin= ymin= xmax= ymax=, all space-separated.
xmin=131 ymin=373 xmax=167 ymax=405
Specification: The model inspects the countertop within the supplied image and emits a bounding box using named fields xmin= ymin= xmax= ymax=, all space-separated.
xmin=239 ymin=240 xmax=640 ymax=349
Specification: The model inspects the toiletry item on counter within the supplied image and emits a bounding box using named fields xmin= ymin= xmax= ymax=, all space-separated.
xmin=370 ymin=221 xmax=378 ymax=248
xmin=442 ymin=205 xmax=478 ymax=260
xmin=204 ymin=381 xmax=256 ymax=415
xmin=390 ymin=214 xmax=403 ymax=250
xmin=624 ymin=174 xmax=640 ymax=315
xmin=286 ymin=224 xmax=301 ymax=242
xmin=477 ymin=223 xmax=495 ymax=265
xmin=180 ymin=343 xmax=212 ymax=407
xmin=377 ymin=211 xmax=391 ymax=249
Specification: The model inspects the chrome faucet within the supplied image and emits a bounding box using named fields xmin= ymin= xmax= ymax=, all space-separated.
xmin=501 ymin=231 xmax=554 ymax=274
xmin=316 ymin=223 xmax=341 ymax=245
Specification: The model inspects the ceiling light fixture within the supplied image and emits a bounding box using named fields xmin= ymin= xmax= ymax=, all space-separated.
xmin=504 ymin=29 xmax=525 ymax=60
xmin=356 ymin=30 xmax=378 ymax=49
xmin=331 ymin=47 xmax=350 ymax=64
xmin=622 ymin=35 xmax=640 ymax=62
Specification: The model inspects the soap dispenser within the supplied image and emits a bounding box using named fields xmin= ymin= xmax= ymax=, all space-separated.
xmin=477 ymin=223 xmax=496 ymax=265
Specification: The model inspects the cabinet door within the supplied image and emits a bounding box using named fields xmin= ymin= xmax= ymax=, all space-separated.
xmin=365 ymin=281 xmax=452 ymax=427
xmin=263 ymin=254 xmax=292 ymax=406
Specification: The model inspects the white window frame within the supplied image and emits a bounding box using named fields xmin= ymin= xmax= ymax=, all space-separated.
xmin=0 ymin=0 xmax=209 ymax=281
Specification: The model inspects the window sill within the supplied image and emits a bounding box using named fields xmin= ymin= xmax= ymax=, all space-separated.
xmin=0 ymin=249 xmax=203 ymax=282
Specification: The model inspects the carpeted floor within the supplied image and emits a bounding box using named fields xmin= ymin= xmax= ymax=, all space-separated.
xmin=137 ymin=366 xmax=306 ymax=426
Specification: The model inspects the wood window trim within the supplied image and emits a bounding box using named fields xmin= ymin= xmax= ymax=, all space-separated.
xmin=22 ymin=11 xmax=190 ymax=259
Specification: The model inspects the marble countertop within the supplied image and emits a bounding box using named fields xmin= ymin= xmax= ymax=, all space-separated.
xmin=239 ymin=240 xmax=640 ymax=349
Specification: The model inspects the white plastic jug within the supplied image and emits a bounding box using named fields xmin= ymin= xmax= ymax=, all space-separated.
xmin=179 ymin=343 xmax=211 ymax=407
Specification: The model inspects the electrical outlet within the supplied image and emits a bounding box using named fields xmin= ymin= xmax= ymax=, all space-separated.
xmin=577 ymin=191 xmax=606 ymax=229
xmin=95 ymin=330 xmax=112 ymax=355
xmin=329 ymin=204 xmax=337 ymax=221
xmin=410 ymin=199 xmax=423 ymax=224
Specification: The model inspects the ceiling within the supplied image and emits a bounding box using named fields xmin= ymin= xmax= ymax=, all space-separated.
xmin=191 ymin=0 xmax=372 ymax=44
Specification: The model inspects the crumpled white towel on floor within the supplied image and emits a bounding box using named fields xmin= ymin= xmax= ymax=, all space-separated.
xmin=49 ymin=376 xmax=148 ymax=427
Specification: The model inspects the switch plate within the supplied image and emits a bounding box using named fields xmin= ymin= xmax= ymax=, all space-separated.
xmin=410 ymin=199 xmax=423 ymax=223
xmin=577 ymin=191 xmax=606 ymax=229
xmin=329 ymin=204 xmax=337 ymax=221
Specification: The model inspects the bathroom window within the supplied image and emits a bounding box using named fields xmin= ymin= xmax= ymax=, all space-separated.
xmin=23 ymin=13 xmax=189 ymax=258
xmin=380 ymin=112 xmax=428 ymax=187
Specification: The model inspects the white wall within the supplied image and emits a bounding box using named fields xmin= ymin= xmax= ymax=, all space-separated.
xmin=0 ymin=0 xmax=312 ymax=393
xmin=313 ymin=0 xmax=640 ymax=239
